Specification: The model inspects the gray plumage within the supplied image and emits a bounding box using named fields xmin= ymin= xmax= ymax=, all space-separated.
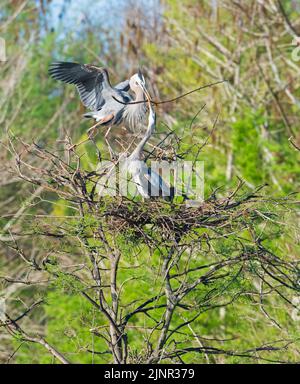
xmin=49 ymin=62 xmax=148 ymax=133
xmin=126 ymin=104 xmax=173 ymax=198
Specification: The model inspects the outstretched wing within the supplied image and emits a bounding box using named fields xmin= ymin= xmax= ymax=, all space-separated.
xmin=49 ymin=62 xmax=129 ymax=111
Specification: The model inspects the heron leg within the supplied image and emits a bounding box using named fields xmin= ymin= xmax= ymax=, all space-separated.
xmin=68 ymin=116 xmax=113 ymax=152
xmin=67 ymin=138 xmax=88 ymax=151
xmin=87 ymin=120 xmax=103 ymax=138
xmin=89 ymin=114 xmax=116 ymax=160
xmin=67 ymin=120 xmax=103 ymax=151
xmin=105 ymin=125 xmax=117 ymax=161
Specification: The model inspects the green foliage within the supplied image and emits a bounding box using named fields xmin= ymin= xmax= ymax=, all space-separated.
xmin=231 ymin=112 xmax=265 ymax=185
xmin=14 ymin=290 xmax=110 ymax=364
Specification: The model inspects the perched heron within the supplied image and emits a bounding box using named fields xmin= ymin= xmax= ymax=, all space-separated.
xmin=49 ymin=61 xmax=151 ymax=157
xmin=125 ymin=98 xmax=171 ymax=199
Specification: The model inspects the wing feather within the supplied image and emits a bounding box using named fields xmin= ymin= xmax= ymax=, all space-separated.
xmin=49 ymin=62 xmax=129 ymax=111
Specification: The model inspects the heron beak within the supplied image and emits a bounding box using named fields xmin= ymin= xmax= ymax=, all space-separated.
xmin=138 ymin=69 xmax=144 ymax=81
xmin=140 ymin=82 xmax=151 ymax=104
xmin=137 ymin=71 xmax=151 ymax=102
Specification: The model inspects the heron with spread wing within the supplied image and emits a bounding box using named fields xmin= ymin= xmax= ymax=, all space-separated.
xmin=49 ymin=62 xmax=151 ymax=157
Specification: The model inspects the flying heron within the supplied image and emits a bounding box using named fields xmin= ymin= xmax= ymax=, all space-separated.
xmin=49 ymin=61 xmax=151 ymax=157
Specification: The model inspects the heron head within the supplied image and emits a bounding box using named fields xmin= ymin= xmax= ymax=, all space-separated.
xmin=129 ymin=72 xmax=151 ymax=102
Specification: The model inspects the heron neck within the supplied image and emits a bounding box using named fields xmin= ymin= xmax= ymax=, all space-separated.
xmin=130 ymin=127 xmax=152 ymax=159
xmin=129 ymin=112 xmax=155 ymax=161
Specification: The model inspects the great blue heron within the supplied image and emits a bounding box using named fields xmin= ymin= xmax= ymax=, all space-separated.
xmin=49 ymin=62 xmax=151 ymax=157
xmin=125 ymin=99 xmax=171 ymax=199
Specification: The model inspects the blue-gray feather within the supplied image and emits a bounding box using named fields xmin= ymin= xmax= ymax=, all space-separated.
xmin=49 ymin=61 xmax=148 ymax=133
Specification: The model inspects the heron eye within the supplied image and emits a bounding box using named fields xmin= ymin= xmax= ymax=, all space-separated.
xmin=136 ymin=82 xmax=139 ymax=85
